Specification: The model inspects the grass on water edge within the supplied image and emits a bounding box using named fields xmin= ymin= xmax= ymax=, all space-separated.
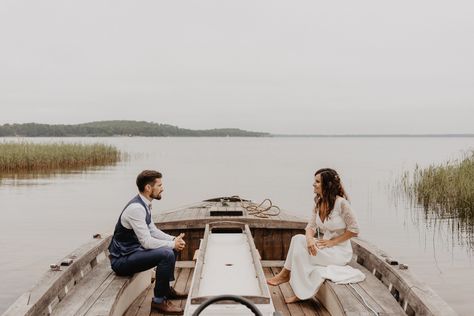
xmin=401 ymin=151 xmax=474 ymax=229
xmin=0 ymin=142 xmax=122 ymax=175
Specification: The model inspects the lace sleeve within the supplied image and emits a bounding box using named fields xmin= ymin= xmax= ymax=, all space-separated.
xmin=305 ymin=208 xmax=317 ymax=232
xmin=340 ymin=199 xmax=360 ymax=234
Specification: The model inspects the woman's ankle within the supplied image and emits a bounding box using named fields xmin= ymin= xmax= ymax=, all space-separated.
xmin=280 ymin=268 xmax=290 ymax=278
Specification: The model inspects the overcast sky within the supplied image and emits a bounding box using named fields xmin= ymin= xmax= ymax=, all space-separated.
xmin=0 ymin=0 xmax=473 ymax=134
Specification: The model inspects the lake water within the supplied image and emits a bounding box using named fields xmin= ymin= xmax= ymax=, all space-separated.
xmin=1 ymin=137 xmax=473 ymax=315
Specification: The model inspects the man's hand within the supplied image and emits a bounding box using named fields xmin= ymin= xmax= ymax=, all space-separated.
xmin=306 ymin=237 xmax=318 ymax=256
xmin=174 ymin=233 xmax=186 ymax=251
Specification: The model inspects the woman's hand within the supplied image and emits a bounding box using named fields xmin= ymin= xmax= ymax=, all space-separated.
xmin=316 ymin=239 xmax=336 ymax=249
xmin=306 ymin=237 xmax=318 ymax=256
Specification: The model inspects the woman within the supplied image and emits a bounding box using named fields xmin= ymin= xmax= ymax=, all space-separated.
xmin=267 ymin=168 xmax=360 ymax=303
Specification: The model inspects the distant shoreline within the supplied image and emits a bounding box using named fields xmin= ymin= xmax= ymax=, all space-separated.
xmin=1 ymin=134 xmax=473 ymax=138
xmin=0 ymin=121 xmax=472 ymax=138
xmin=272 ymin=134 xmax=474 ymax=138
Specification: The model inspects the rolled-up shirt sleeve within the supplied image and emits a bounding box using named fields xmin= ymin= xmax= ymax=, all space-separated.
xmin=340 ymin=200 xmax=360 ymax=234
xmin=121 ymin=204 xmax=175 ymax=249
xmin=149 ymin=221 xmax=175 ymax=241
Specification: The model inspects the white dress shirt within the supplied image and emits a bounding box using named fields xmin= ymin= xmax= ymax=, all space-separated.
xmin=120 ymin=194 xmax=175 ymax=249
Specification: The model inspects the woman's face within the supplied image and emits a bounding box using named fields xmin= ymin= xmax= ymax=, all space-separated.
xmin=313 ymin=174 xmax=322 ymax=196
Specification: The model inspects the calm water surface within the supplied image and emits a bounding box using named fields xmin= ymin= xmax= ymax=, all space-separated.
xmin=1 ymin=137 xmax=473 ymax=314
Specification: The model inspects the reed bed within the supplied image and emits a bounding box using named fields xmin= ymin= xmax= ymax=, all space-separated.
xmin=0 ymin=142 xmax=121 ymax=174
xmin=401 ymin=151 xmax=474 ymax=230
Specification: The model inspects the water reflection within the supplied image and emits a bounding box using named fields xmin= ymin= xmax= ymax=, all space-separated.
xmin=0 ymin=157 xmax=130 ymax=186
xmin=393 ymin=162 xmax=474 ymax=252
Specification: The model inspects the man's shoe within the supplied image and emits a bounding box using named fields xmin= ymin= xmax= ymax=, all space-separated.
xmin=150 ymin=299 xmax=184 ymax=315
xmin=169 ymin=287 xmax=188 ymax=299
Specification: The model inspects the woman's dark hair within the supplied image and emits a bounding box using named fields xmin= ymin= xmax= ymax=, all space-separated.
xmin=314 ymin=168 xmax=347 ymax=219
xmin=136 ymin=170 xmax=162 ymax=192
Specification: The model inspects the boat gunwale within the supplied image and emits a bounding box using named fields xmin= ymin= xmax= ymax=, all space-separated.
xmin=3 ymin=235 xmax=112 ymax=316
xmin=351 ymin=238 xmax=457 ymax=315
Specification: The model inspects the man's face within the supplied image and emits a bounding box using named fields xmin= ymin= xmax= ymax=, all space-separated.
xmin=148 ymin=178 xmax=164 ymax=200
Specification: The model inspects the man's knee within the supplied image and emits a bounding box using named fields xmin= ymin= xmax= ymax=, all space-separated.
xmin=153 ymin=247 xmax=176 ymax=263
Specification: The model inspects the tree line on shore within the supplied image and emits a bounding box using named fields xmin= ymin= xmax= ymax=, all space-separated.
xmin=0 ymin=121 xmax=269 ymax=137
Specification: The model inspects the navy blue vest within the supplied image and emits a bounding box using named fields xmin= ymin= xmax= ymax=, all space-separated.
xmin=108 ymin=195 xmax=151 ymax=258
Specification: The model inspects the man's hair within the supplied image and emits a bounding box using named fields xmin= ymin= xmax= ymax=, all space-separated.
xmin=136 ymin=170 xmax=162 ymax=192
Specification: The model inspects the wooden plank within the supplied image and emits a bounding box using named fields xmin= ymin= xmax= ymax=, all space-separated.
xmin=299 ymin=298 xmax=320 ymax=316
xmin=352 ymin=238 xmax=457 ymax=316
xmin=136 ymin=282 xmax=154 ymax=316
xmin=261 ymin=260 xmax=285 ymax=267
xmin=174 ymin=268 xmax=191 ymax=309
xmin=281 ymin=229 xmax=293 ymax=263
xmin=328 ymin=281 xmax=377 ymax=315
xmin=156 ymin=218 xmax=307 ymax=230
xmin=263 ymin=267 xmax=290 ymax=316
xmin=181 ymin=267 xmax=194 ymax=309
xmin=245 ymin=225 xmax=272 ymax=303
xmin=84 ymin=270 xmax=151 ymax=316
xmin=123 ymin=285 xmax=151 ymax=316
xmin=50 ymin=262 xmax=114 ymax=315
xmin=5 ymin=236 xmax=112 ymax=316
xmin=189 ymin=225 xmax=210 ymax=303
xmin=348 ymin=261 xmax=406 ymax=315
xmin=308 ymin=298 xmax=330 ymax=316
xmin=271 ymin=267 xmax=305 ymax=316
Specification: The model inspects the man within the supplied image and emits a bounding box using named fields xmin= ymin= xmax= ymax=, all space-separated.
xmin=108 ymin=170 xmax=187 ymax=315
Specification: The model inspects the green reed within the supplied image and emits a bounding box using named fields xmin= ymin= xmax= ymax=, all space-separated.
xmin=0 ymin=142 xmax=121 ymax=174
xmin=401 ymin=151 xmax=474 ymax=229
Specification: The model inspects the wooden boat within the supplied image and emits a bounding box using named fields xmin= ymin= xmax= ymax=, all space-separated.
xmin=3 ymin=196 xmax=458 ymax=316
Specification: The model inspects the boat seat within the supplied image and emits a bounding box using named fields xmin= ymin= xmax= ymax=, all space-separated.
xmin=317 ymin=261 xmax=406 ymax=315
xmin=50 ymin=258 xmax=152 ymax=316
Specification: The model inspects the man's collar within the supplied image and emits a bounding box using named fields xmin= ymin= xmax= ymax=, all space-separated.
xmin=138 ymin=193 xmax=153 ymax=210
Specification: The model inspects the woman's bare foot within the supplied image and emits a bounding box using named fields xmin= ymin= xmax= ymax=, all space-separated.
xmin=267 ymin=268 xmax=290 ymax=286
xmin=284 ymin=295 xmax=300 ymax=304
xmin=266 ymin=274 xmax=290 ymax=286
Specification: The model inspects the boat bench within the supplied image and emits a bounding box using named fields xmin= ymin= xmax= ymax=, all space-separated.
xmin=317 ymin=260 xmax=406 ymax=315
xmin=3 ymin=235 xmax=151 ymax=316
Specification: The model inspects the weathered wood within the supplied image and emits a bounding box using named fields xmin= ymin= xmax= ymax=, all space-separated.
xmin=2 ymin=235 xmax=112 ymax=316
xmin=50 ymin=261 xmax=113 ymax=315
xmin=123 ymin=286 xmax=150 ymax=316
xmin=263 ymin=267 xmax=291 ymax=316
xmin=349 ymin=260 xmax=405 ymax=315
xmin=189 ymin=223 xmax=271 ymax=305
xmin=135 ymin=282 xmax=154 ymax=316
xmin=245 ymin=224 xmax=272 ymax=304
xmin=271 ymin=267 xmax=306 ymax=316
xmin=189 ymin=224 xmax=210 ymax=304
xmin=84 ymin=269 xmax=151 ymax=316
xmin=352 ymin=238 xmax=457 ymax=316
xmin=5 ymin=199 xmax=458 ymax=316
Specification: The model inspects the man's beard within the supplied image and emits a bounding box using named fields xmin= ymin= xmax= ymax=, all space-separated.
xmin=152 ymin=192 xmax=162 ymax=200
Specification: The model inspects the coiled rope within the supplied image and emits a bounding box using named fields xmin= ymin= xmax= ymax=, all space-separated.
xmin=229 ymin=195 xmax=281 ymax=218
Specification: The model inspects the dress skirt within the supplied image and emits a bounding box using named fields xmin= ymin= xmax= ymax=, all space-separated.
xmin=284 ymin=234 xmax=353 ymax=300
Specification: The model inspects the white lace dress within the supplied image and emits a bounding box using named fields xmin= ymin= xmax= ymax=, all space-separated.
xmin=284 ymin=196 xmax=360 ymax=299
